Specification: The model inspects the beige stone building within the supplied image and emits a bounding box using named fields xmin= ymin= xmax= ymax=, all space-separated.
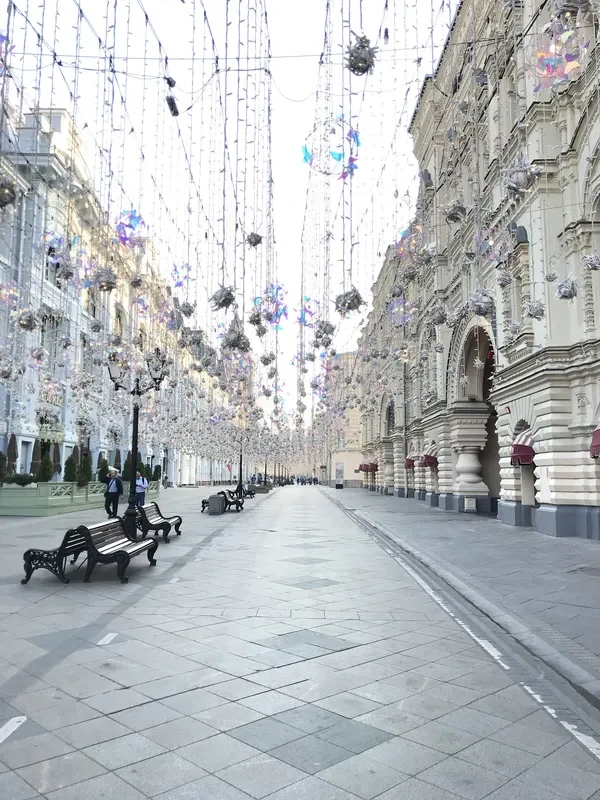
xmin=358 ymin=0 xmax=600 ymax=539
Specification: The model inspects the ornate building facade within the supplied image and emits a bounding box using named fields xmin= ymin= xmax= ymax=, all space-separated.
xmin=0 ymin=109 xmax=241 ymax=487
xmin=359 ymin=0 xmax=600 ymax=539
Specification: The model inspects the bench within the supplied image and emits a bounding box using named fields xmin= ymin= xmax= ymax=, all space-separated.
xmin=243 ymin=488 xmax=255 ymax=499
xmin=21 ymin=519 xmax=158 ymax=585
xmin=137 ymin=501 xmax=182 ymax=543
xmin=217 ymin=490 xmax=244 ymax=512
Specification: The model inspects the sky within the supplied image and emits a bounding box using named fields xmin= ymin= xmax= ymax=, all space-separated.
xmin=2 ymin=0 xmax=460 ymax=422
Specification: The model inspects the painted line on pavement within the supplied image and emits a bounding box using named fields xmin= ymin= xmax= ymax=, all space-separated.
xmin=97 ymin=633 xmax=118 ymax=645
xmin=0 ymin=716 xmax=27 ymax=744
xmin=169 ymin=577 xmax=180 ymax=584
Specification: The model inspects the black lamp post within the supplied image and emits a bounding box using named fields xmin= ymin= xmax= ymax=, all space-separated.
xmin=107 ymin=348 xmax=168 ymax=540
xmin=235 ymin=445 xmax=244 ymax=499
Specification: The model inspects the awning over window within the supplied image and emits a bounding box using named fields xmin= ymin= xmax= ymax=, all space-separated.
xmin=590 ymin=427 xmax=600 ymax=459
xmin=404 ymin=458 xmax=415 ymax=469
xmin=511 ymin=430 xmax=535 ymax=466
xmin=420 ymin=444 xmax=438 ymax=468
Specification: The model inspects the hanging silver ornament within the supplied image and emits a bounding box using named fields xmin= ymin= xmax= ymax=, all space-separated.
xmin=508 ymin=321 xmax=523 ymax=339
xmin=130 ymin=273 xmax=143 ymax=289
xmin=256 ymin=323 xmax=267 ymax=338
xmin=553 ymin=0 xmax=591 ymax=19
xmin=434 ymin=342 xmax=444 ymax=353
xmin=473 ymin=357 xmax=485 ymax=370
xmin=445 ymin=200 xmax=467 ymax=224
xmin=497 ymin=273 xmax=512 ymax=289
xmin=0 ymin=179 xmax=17 ymax=209
xmin=246 ymin=232 xmax=262 ymax=248
xmin=267 ymin=367 xmax=277 ymax=379
xmin=403 ymin=265 xmax=417 ymax=281
xmin=503 ymin=154 xmax=541 ymax=196
xmin=555 ymin=276 xmax=578 ymax=299
xmin=467 ymin=289 xmax=494 ymax=318
xmin=90 ymin=320 xmax=103 ymax=333
xmin=430 ymin=305 xmax=448 ymax=326
xmin=346 ymin=32 xmax=378 ymax=76
xmin=335 ymin=287 xmax=364 ymax=315
xmin=95 ymin=266 xmax=118 ymax=292
xmin=390 ymin=284 xmax=404 ymax=298
xmin=17 ymin=309 xmax=38 ymax=331
xmin=180 ymin=301 xmax=195 ymax=318
xmin=545 ymin=270 xmax=558 ymax=282
xmin=29 ymin=346 xmax=46 ymax=363
xmin=210 ymin=286 xmax=236 ymax=311
xmin=523 ymin=298 xmax=545 ymax=319
xmin=306 ymin=352 xmax=315 ymax=362
xmin=582 ymin=251 xmax=600 ymax=271
xmin=248 ymin=310 xmax=262 ymax=326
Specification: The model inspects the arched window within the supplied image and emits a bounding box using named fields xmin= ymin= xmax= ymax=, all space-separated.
xmin=386 ymin=401 xmax=395 ymax=436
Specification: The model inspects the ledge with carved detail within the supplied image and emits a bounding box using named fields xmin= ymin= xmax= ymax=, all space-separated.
xmin=0 ymin=480 xmax=160 ymax=517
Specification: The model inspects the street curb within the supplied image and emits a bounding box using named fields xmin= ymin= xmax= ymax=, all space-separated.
xmin=328 ymin=494 xmax=600 ymax=712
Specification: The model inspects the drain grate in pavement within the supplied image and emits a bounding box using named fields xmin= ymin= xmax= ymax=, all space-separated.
xmin=568 ymin=566 xmax=600 ymax=577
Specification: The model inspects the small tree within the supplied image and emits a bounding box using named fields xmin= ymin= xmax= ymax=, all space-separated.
xmin=152 ymin=464 xmax=162 ymax=481
xmin=0 ymin=451 xmax=7 ymax=483
xmin=78 ymin=453 xmax=93 ymax=486
xmin=122 ymin=451 xmax=132 ymax=481
xmin=144 ymin=463 xmax=152 ymax=480
xmin=37 ymin=453 xmax=54 ymax=482
xmin=98 ymin=458 xmax=109 ymax=483
xmin=63 ymin=454 xmax=77 ymax=482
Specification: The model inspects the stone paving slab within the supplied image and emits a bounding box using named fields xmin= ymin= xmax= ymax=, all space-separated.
xmin=0 ymin=486 xmax=599 ymax=797
xmin=326 ymin=488 xmax=600 ymax=702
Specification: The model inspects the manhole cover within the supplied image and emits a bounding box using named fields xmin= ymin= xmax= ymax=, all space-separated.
xmin=568 ymin=566 xmax=600 ymax=577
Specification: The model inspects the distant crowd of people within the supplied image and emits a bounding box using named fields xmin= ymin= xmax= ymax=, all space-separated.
xmin=248 ymin=474 xmax=318 ymax=487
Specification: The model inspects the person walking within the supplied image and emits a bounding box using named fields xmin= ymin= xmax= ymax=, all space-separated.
xmin=102 ymin=467 xmax=123 ymax=519
xmin=135 ymin=470 xmax=148 ymax=507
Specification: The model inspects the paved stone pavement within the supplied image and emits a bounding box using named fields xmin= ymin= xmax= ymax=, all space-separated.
xmin=1 ymin=486 xmax=600 ymax=798
xmin=326 ymin=488 xmax=600 ymax=702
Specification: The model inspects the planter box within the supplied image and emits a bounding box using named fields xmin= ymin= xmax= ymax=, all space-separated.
xmin=0 ymin=480 xmax=160 ymax=517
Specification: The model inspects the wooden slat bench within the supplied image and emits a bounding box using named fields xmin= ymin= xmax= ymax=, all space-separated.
xmin=21 ymin=518 xmax=158 ymax=585
xmin=137 ymin=501 xmax=182 ymax=543
xmin=217 ymin=490 xmax=244 ymax=512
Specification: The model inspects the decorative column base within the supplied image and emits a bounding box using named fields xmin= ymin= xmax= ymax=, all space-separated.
xmin=406 ymin=488 xmax=415 ymax=498
xmin=396 ymin=487 xmax=406 ymax=498
xmin=535 ymin=504 xmax=600 ymax=539
xmin=498 ymin=500 xmax=533 ymax=527
xmin=438 ymin=493 xmax=455 ymax=511
xmin=425 ymin=492 xmax=439 ymax=507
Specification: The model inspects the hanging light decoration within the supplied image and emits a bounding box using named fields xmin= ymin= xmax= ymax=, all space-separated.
xmin=0 ymin=178 xmax=17 ymax=209
xmin=210 ymin=286 xmax=236 ymax=311
xmin=179 ymin=301 xmax=195 ymax=318
xmin=524 ymin=299 xmax=546 ymax=319
xmin=95 ymin=266 xmax=118 ymax=292
xmin=583 ymin=252 xmax=600 ymax=271
xmin=444 ymin=199 xmax=467 ymax=224
xmin=526 ymin=17 xmax=588 ymax=93
xmin=503 ymin=154 xmax=542 ymax=196
xmin=17 ymin=309 xmax=38 ymax=331
xmin=335 ymin=287 xmax=364 ymax=316
xmin=246 ymin=232 xmax=262 ymax=248
xmin=346 ymin=32 xmax=378 ymax=76
xmin=555 ymin=276 xmax=578 ymax=299
xmin=467 ymin=289 xmax=495 ymax=318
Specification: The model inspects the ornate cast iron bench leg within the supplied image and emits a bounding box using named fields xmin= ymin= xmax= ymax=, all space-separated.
xmin=117 ymin=553 xmax=131 ymax=584
xmin=147 ymin=541 xmax=158 ymax=565
xmin=21 ymin=549 xmax=69 ymax=585
xmin=83 ymin=555 xmax=97 ymax=583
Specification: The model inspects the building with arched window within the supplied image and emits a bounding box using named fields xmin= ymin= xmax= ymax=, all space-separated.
xmin=359 ymin=1 xmax=600 ymax=539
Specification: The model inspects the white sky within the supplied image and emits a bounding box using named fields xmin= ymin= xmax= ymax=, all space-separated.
xmin=3 ymin=0 xmax=460 ymax=421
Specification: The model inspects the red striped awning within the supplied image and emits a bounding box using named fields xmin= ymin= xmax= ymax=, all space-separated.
xmin=420 ymin=443 xmax=438 ymax=468
xmin=511 ymin=429 xmax=535 ymax=466
xmin=590 ymin=427 xmax=600 ymax=459
xmin=404 ymin=458 xmax=414 ymax=469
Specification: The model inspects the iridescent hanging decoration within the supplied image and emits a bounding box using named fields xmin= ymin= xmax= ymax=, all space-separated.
xmin=16 ymin=309 xmax=38 ymax=331
xmin=467 ymin=289 xmax=495 ymax=318
xmin=171 ymin=263 xmax=192 ymax=289
xmin=116 ymin=209 xmax=145 ymax=248
xmin=444 ymin=199 xmax=467 ymax=224
xmin=180 ymin=301 xmax=196 ymax=318
xmin=246 ymin=232 xmax=262 ymax=248
xmin=0 ymin=177 xmax=17 ymax=209
xmin=303 ymin=114 xmax=360 ymax=178
xmin=526 ymin=17 xmax=588 ymax=93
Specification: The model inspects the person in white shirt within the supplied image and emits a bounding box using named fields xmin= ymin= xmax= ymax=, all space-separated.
xmin=136 ymin=470 xmax=149 ymax=507
xmin=102 ymin=467 xmax=123 ymax=518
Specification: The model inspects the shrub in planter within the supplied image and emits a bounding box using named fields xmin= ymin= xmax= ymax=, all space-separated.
xmin=152 ymin=464 xmax=162 ymax=481
xmin=0 ymin=451 xmax=6 ymax=483
xmin=37 ymin=453 xmax=54 ymax=482
xmin=144 ymin=463 xmax=152 ymax=480
xmin=78 ymin=454 xmax=93 ymax=487
xmin=5 ymin=473 xmax=35 ymax=486
xmin=122 ymin=451 xmax=132 ymax=481
xmin=98 ymin=458 xmax=109 ymax=483
xmin=63 ymin=454 xmax=77 ymax=483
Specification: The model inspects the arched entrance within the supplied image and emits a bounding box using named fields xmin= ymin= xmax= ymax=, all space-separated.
xmin=452 ymin=325 xmax=501 ymax=515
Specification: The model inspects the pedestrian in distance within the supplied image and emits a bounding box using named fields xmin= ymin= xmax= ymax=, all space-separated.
xmin=135 ymin=470 xmax=148 ymax=507
xmin=102 ymin=467 xmax=123 ymax=519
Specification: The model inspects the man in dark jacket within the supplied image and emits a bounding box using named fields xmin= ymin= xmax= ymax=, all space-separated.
xmin=102 ymin=467 xmax=123 ymax=518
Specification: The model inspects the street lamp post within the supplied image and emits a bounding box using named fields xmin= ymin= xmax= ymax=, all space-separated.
xmin=107 ymin=348 xmax=168 ymax=540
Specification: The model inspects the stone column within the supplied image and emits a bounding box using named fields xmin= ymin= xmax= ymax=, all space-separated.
xmin=381 ymin=437 xmax=394 ymax=494
xmin=392 ymin=430 xmax=405 ymax=497
xmin=449 ymin=403 xmax=491 ymax=514
xmin=414 ymin=462 xmax=427 ymax=500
